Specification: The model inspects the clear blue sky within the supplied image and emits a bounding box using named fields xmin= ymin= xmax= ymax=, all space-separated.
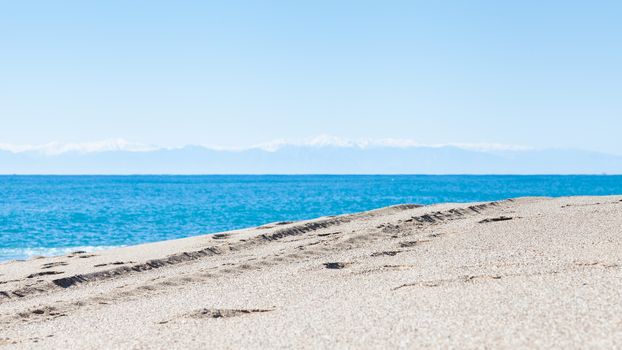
xmin=1 ymin=1 xmax=621 ymax=154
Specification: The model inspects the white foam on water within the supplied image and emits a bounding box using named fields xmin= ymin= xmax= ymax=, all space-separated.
xmin=0 ymin=246 xmax=122 ymax=263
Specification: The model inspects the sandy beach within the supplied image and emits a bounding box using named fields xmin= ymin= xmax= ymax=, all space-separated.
xmin=1 ymin=195 xmax=622 ymax=349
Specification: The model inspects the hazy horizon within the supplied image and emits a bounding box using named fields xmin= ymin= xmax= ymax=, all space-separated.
xmin=1 ymin=136 xmax=621 ymax=175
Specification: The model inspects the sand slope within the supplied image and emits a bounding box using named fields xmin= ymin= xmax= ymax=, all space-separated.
xmin=1 ymin=196 xmax=622 ymax=349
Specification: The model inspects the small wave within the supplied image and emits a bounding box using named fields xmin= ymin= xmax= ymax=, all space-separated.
xmin=0 ymin=246 xmax=122 ymax=263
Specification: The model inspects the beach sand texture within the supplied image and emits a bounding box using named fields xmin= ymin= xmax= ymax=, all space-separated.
xmin=1 ymin=196 xmax=622 ymax=349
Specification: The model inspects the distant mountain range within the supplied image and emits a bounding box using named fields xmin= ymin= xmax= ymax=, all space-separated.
xmin=0 ymin=139 xmax=620 ymax=174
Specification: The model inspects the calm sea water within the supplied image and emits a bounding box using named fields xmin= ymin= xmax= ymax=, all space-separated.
xmin=1 ymin=175 xmax=621 ymax=261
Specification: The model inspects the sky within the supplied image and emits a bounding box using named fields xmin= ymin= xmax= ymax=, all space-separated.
xmin=1 ymin=1 xmax=621 ymax=154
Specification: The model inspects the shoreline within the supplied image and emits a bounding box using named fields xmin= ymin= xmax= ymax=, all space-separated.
xmin=1 ymin=195 xmax=622 ymax=348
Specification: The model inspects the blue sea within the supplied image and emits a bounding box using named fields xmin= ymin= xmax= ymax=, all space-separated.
xmin=1 ymin=175 xmax=621 ymax=262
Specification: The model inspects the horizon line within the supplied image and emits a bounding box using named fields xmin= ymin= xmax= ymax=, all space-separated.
xmin=0 ymin=173 xmax=619 ymax=176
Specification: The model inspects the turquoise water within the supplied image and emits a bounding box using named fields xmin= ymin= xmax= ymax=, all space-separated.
xmin=1 ymin=175 xmax=621 ymax=261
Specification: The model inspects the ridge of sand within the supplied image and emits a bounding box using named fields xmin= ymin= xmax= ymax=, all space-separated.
xmin=1 ymin=196 xmax=622 ymax=349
